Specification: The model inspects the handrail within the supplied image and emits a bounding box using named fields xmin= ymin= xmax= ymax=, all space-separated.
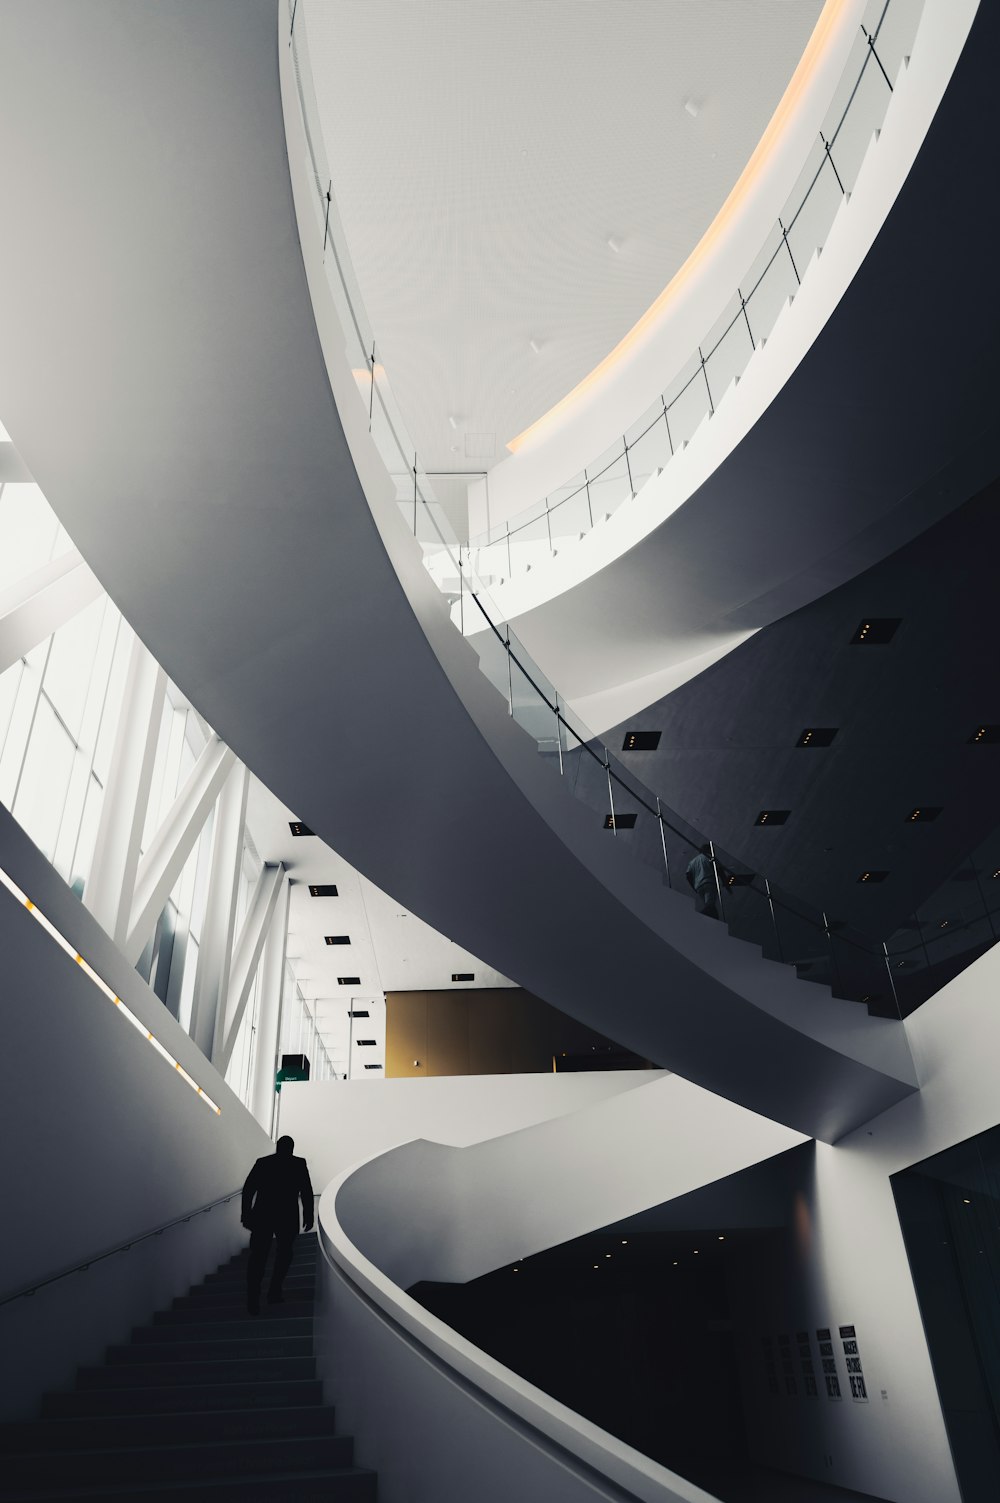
xmin=0 ymin=1187 xmax=242 ymax=1309
xmin=318 ymin=1173 xmax=716 ymax=1503
xmin=465 ymin=0 xmax=915 ymax=566
xmin=287 ymin=0 xmax=923 ymax=589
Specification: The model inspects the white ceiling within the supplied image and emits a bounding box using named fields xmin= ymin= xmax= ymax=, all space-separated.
xmin=246 ymin=776 xmax=513 ymax=1074
xmin=302 ymin=0 xmax=823 ymax=488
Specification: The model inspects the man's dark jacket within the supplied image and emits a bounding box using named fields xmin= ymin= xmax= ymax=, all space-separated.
xmin=242 ymin=1152 xmax=314 ymax=1235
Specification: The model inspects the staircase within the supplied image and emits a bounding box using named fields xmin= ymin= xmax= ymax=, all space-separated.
xmin=0 ymin=1234 xmax=375 ymax=1500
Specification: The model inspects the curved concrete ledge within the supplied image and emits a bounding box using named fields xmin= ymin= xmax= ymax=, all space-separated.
xmin=315 ymin=1073 xmax=805 ymax=1503
xmin=468 ymin=0 xmax=985 ymax=723
xmin=0 ymin=0 xmax=916 ymax=1140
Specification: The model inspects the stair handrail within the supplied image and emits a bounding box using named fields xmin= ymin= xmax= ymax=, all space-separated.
xmin=0 ymin=1187 xmax=243 ymax=1309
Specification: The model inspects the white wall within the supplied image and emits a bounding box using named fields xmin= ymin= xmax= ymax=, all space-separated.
xmin=713 ymin=938 xmax=1000 ymax=1503
xmin=315 ymin=1071 xmax=802 ymax=1503
xmin=471 ymin=0 xmax=871 ymax=530
xmin=278 ymin=1069 xmax=657 ymax=1190
xmin=329 ymin=1073 xmax=805 ymax=1290
xmin=318 ymin=941 xmax=1000 ymax=1503
xmin=0 ymin=806 xmax=271 ymax=1418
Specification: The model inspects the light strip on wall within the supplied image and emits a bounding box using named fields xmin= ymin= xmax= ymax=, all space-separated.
xmin=0 ymin=864 xmax=222 ymax=1115
xmin=506 ymin=0 xmax=853 ymax=454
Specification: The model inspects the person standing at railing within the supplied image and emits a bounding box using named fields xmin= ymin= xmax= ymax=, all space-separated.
xmin=686 ymin=844 xmax=720 ymax=920
xmin=241 ymin=1134 xmax=314 ymax=1315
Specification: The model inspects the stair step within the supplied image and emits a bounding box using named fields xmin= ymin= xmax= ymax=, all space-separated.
xmin=173 ymin=1288 xmax=315 ymax=1311
xmin=107 ymin=1335 xmax=313 ymax=1363
xmin=78 ymin=1356 xmax=315 ymax=1388
xmin=1 ymin=1404 xmax=338 ymax=1454
xmin=140 ymin=1316 xmax=313 ymax=1342
xmin=153 ymin=1302 xmax=312 ymax=1325
xmin=201 ymin=1276 xmax=317 ymax=1294
xmin=3 ymin=1465 xmax=376 ymax=1501
xmin=7 ymin=1432 xmax=354 ymax=1489
xmin=44 ymin=1379 xmax=323 ymax=1417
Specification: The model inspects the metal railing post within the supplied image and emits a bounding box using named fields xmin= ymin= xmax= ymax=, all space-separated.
xmin=709 ymin=840 xmax=726 ymax=922
xmin=764 ymin=877 xmax=782 ymax=960
xmin=738 ymin=287 xmax=755 ymax=349
xmin=778 ymin=216 xmax=801 ymax=285
xmin=553 ymin=693 xmax=564 ymax=776
xmin=662 ymin=397 xmax=674 ymax=458
xmin=412 ymin=453 xmax=418 ymax=536
xmin=605 ymin=750 xmax=616 ymax=834
xmin=882 ymin=941 xmax=902 ymax=1017
xmin=505 ymin=632 xmax=514 ymax=717
xmin=623 ymin=438 xmax=634 ymax=497
xmin=656 ymin=797 xmax=670 ymax=884
xmin=699 ymin=346 xmax=715 ymax=416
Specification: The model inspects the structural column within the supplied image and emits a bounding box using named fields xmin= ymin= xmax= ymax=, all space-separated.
xmin=250 ymin=872 xmax=291 ymax=1133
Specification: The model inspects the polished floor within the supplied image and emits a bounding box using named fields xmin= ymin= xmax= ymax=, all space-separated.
xmin=687 ymin=1461 xmax=891 ymax=1503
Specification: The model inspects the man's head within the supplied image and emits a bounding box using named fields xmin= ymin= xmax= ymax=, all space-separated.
xmin=276 ymin=1135 xmax=295 ymax=1157
xmin=700 ymin=843 xmax=712 ymax=857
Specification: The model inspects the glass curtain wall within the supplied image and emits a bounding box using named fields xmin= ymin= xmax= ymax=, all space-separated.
xmin=0 ymin=477 xmax=295 ymax=1122
xmin=0 ymin=482 xmax=133 ymax=896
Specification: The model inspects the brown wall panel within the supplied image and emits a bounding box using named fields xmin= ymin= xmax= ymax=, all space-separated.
xmin=385 ymin=992 xmax=428 ymax=1078
xmin=386 ymin=988 xmax=644 ymax=1078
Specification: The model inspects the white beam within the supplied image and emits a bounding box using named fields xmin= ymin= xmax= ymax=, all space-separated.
xmin=84 ymin=638 xmax=166 ymax=945
xmin=188 ymin=761 xmax=248 ymax=1061
xmin=0 ymin=550 xmax=103 ymax=676
xmin=251 ymin=872 xmax=291 ymax=1132
xmin=123 ymin=736 xmax=235 ymax=965
xmin=217 ymin=861 xmax=285 ymax=1076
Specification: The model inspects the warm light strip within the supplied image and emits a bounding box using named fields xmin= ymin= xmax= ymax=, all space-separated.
xmin=0 ymin=864 xmax=222 ymax=1116
xmin=507 ymin=0 xmax=851 ymax=453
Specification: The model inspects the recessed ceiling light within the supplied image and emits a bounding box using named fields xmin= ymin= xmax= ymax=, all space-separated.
xmin=850 ymin=618 xmax=901 ymax=644
xmin=607 ymin=235 xmax=622 ymax=253
xmin=906 ymin=807 xmax=942 ymax=822
xmin=755 ymin=810 xmax=790 ymax=826
xmin=796 ymin=727 xmax=837 ymax=748
xmin=364 ymin=1063 xmax=382 ymax=1070
xmin=356 ymin=1039 xmax=377 ymax=1047
xmin=683 ymin=97 xmax=700 ymax=117
xmin=337 ymin=976 xmax=361 ymax=986
xmin=604 ymin=813 xmax=637 ymax=830
xmin=528 ymin=337 xmax=543 ymax=354
xmin=968 ymin=725 xmax=1000 ymax=744
xmin=309 ymin=884 xmax=338 ymax=897
xmin=622 ymin=730 xmax=661 ymax=751
xmin=857 ymin=870 xmax=888 ymax=883
xmin=347 ymin=1009 xmax=369 ymax=1019
xmin=289 ymin=821 xmax=314 ymax=837
xmin=447 ymin=414 xmax=459 ymax=431
xmin=324 ymin=935 xmax=351 ymax=945
xmin=452 ymin=972 xmax=474 ymax=982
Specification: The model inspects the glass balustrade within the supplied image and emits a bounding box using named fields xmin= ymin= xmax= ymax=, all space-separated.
xmin=281 ymin=0 xmax=980 ymax=1027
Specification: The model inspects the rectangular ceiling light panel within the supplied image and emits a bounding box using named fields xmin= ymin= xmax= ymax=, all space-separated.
xmin=850 ymin=618 xmax=901 ymax=645
xmin=622 ymin=731 xmax=661 ymax=751
xmin=309 ymin=883 xmax=338 ymax=897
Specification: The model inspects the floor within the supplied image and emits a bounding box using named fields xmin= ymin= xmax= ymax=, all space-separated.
xmin=684 ymin=1461 xmax=893 ymax=1503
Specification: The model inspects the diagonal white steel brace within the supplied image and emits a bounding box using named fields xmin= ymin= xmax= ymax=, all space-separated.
xmin=85 ymin=638 xmax=166 ymax=946
xmin=0 ymin=550 xmax=103 ymax=677
xmin=123 ymin=736 xmax=235 ymax=965
xmin=216 ymin=860 xmax=286 ymax=1074
xmin=189 ymin=761 xmax=248 ymax=1062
